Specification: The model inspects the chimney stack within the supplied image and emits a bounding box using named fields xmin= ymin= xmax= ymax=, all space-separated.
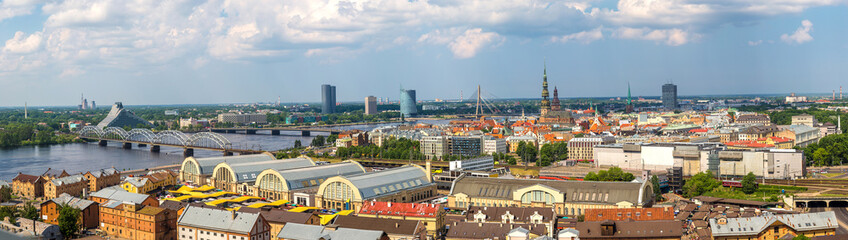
xmin=425 ymin=160 xmax=432 ymax=182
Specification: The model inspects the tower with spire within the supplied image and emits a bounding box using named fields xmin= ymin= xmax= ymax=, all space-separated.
xmin=540 ymin=64 xmax=551 ymax=116
xmin=551 ymin=86 xmax=561 ymax=111
xmin=625 ymin=82 xmax=634 ymax=113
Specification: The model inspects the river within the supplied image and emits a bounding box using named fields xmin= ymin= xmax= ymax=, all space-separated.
xmin=0 ymin=119 xmax=460 ymax=181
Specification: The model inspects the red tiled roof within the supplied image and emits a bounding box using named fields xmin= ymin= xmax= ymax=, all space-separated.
xmin=13 ymin=173 xmax=41 ymax=184
xmin=359 ymin=201 xmax=439 ymax=218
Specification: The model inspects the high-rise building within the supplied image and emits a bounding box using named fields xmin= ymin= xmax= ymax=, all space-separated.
xmin=364 ymin=96 xmax=377 ymax=115
xmin=625 ymin=82 xmax=634 ymax=113
xmin=662 ymin=83 xmax=678 ymax=110
xmin=321 ymin=84 xmax=336 ymax=114
xmin=400 ymin=89 xmax=417 ymax=117
xmin=91 ymin=101 xmax=96 ymax=109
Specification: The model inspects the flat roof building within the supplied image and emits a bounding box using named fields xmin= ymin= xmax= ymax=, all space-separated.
xmin=365 ymin=96 xmax=377 ymax=115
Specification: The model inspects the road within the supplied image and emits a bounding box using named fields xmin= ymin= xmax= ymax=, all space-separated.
xmin=811 ymin=207 xmax=848 ymax=235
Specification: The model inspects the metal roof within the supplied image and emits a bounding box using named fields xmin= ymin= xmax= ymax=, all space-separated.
xmin=123 ymin=177 xmax=149 ymax=188
xmin=193 ymin=153 xmax=277 ymax=175
xmin=50 ymin=174 xmax=86 ymax=187
xmin=90 ymin=188 xmax=151 ymax=205
xmin=178 ymin=206 xmax=261 ymax=235
xmin=276 ymin=223 xmax=329 ymax=240
xmin=331 ymin=228 xmax=386 ymax=240
xmin=341 ymin=165 xmax=432 ymax=199
xmin=273 ymin=162 xmax=366 ymax=190
xmin=710 ymin=212 xmax=838 ymax=237
xmin=225 ymin=157 xmax=316 ymax=183
xmin=48 ymin=193 xmax=96 ymax=210
xmin=450 ymin=176 xmax=649 ymax=206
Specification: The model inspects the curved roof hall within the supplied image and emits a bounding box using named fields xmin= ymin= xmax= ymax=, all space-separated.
xmin=214 ymin=157 xmax=316 ymax=183
xmin=182 ymin=152 xmax=277 ymax=175
xmin=255 ymin=161 xmax=367 ymax=191
xmin=320 ymin=165 xmax=432 ymax=201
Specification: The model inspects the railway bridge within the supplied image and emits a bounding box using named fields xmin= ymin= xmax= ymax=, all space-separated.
xmin=77 ymin=126 xmax=263 ymax=157
xmin=790 ymin=196 xmax=848 ymax=208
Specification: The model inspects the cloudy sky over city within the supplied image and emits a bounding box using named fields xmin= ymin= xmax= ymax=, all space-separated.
xmin=0 ymin=0 xmax=847 ymax=106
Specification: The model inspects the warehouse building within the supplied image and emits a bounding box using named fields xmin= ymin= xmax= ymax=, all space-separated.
xmin=210 ymin=157 xmax=316 ymax=194
xmin=180 ymin=152 xmax=277 ymax=185
xmin=448 ymin=176 xmax=653 ymax=216
xmin=316 ymin=165 xmax=436 ymax=212
xmin=253 ymin=161 xmax=367 ymax=205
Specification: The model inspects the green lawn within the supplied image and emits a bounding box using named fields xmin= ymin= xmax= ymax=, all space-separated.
xmin=702 ymin=185 xmax=806 ymax=202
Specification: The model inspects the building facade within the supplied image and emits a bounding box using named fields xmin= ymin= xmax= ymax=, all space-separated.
xmin=11 ymin=173 xmax=44 ymax=199
xmin=322 ymin=84 xmax=337 ymax=114
xmin=83 ymin=168 xmax=120 ymax=193
xmin=483 ymin=138 xmax=507 ymax=155
xmin=421 ymin=136 xmax=449 ymax=160
xmin=179 ymin=152 xmax=278 ymax=185
xmin=567 ymin=137 xmax=615 ymax=161
xmin=100 ymin=201 xmax=178 ymax=240
xmin=253 ymin=161 xmax=367 ymax=205
xmin=178 ymin=206 xmax=272 ymax=240
xmin=710 ymin=212 xmax=838 ymax=240
xmin=316 ymin=165 xmax=436 ymax=212
xmin=365 ymin=96 xmax=378 ymax=115
xmin=400 ymin=89 xmax=417 ymax=117
xmin=210 ymin=157 xmax=316 ymax=194
xmin=448 ymin=177 xmax=653 ymax=216
xmin=217 ymin=113 xmax=267 ymax=125
xmin=449 ymin=137 xmax=483 ymax=157
xmin=661 ymin=83 xmax=678 ymax=110
xmin=43 ymin=174 xmax=88 ymax=200
xmin=40 ymin=193 xmax=99 ymax=229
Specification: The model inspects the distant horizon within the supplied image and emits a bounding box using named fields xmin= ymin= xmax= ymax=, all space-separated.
xmin=1 ymin=91 xmax=840 ymax=109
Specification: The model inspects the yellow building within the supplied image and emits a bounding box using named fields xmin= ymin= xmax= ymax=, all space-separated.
xmin=710 ymin=212 xmax=837 ymax=240
xmin=43 ymin=174 xmax=88 ymax=200
xmin=448 ymin=176 xmax=653 ymax=216
xmin=83 ymin=168 xmax=121 ymax=192
xmin=121 ymin=170 xmax=178 ymax=194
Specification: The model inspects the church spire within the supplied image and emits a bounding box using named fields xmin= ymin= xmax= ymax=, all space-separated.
xmin=627 ymin=82 xmax=632 ymax=105
xmin=540 ymin=62 xmax=551 ymax=115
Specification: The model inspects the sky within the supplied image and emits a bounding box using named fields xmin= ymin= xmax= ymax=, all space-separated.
xmin=0 ymin=0 xmax=847 ymax=107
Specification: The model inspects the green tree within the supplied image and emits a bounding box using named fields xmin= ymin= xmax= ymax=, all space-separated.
xmin=651 ymin=175 xmax=663 ymax=201
xmin=585 ymin=167 xmax=635 ymax=182
xmin=58 ymin=203 xmax=81 ymax=239
xmin=19 ymin=203 xmax=37 ymax=220
xmin=517 ymin=142 xmax=537 ymax=165
xmin=741 ymin=172 xmax=758 ymax=194
xmin=294 ymin=140 xmax=302 ymax=148
xmin=683 ymin=171 xmax=721 ymax=198
xmin=585 ymin=172 xmax=599 ymax=181
xmin=792 ymin=234 xmax=811 ymax=240
xmin=812 ymin=148 xmax=831 ymax=166
xmin=0 ymin=206 xmax=16 ymax=223
xmin=0 ymin=187 xmax=11 ymax=203
xmin=311 ymin=135 xmax=325 ymax=147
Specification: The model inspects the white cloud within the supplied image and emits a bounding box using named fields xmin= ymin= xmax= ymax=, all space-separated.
xmin=551 ymin=27 xmax=604 ymax=44
xmin=419 ymin=28 xmax=503 ymax=59
xmin=748 ymin=40 xmax=763 ymax=46
xmin=59 ymin=67 xmax=85 ymax=78
xmin=3 ymin=31 xmax=42 ymax=53
xmin=613 ymin=27 xmax=697 ymax=46
xmin=0 ymin=0 xmax=843 ymax=76
xmin=781 ymin=20 xmax=814 ymax=44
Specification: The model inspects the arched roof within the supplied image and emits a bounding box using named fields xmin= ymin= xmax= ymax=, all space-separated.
xmin=212 ymin=157 xmax=316 ymax=183
xmin=255 ymin=161 xmax=366 ymax=191
xmin=318 ymin=165 xmax=432 ymax=200
xmin=183 ymin=152 xmax=276 ymax=176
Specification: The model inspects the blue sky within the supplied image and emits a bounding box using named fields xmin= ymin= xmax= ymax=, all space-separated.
xmin=0 ymin=0 xmax=846 ymax=106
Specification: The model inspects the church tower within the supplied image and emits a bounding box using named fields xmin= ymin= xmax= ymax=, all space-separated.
xmin=551 ymin=86 xmax=561 ymax=111
xmin=540 ymin=64 xmax=551 ymax=116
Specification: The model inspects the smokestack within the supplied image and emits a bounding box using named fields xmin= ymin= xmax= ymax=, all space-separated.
xmin=425 ymin=160 xmax=432 ymax=182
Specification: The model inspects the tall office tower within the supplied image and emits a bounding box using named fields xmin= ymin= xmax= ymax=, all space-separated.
xmin=321 ymin=84 xmax=336 ymax=114
xmin=91 ymin=101 xmax=96 ymax=109
xmin=661 ymin=83 xmax=678 ymax=110
xmin=365 ymin=96 xmax=377 ymax=115
xmin=83 ymin=98 xmax=89 ymax=110
xmin=400 ymin=89 xmax=417 ymax=117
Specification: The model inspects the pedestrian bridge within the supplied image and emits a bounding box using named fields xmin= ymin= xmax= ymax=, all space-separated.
xmin=791 ymin=196 xmax=848 ymax=208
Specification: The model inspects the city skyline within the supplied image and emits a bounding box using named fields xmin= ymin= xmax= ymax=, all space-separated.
xmin=0 ymin=1 xmax=846 ymax=106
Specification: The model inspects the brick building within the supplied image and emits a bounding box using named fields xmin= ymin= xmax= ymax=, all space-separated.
xmin=43 ymin=174 xmax=88 ymax=199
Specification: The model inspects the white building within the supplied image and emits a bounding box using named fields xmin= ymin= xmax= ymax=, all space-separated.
xmin=483 ymin=138 xmax=507 ymax=155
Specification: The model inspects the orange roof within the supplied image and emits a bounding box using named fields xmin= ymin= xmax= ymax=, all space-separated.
xmin=689 ymin=128 xmax=711 ymax=133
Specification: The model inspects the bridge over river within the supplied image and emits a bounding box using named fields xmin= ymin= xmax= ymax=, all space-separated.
xmin=78 ymin=126 xmax=264 ymax=157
